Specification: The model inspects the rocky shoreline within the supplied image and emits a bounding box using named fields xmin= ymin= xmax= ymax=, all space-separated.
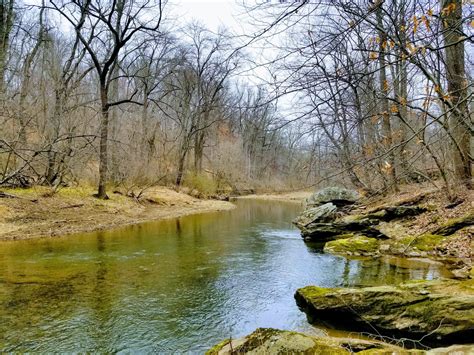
xmin=293 ymin=187 xmax=473 ymax=278
xmin=208 ymin=187 xmax=473 ymax=354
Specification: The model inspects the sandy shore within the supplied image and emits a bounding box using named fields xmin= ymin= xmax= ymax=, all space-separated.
xmin=236 ymin=190 xmax=312 ymax=203
xmin=0 ymin=186 xmax=235 ymax=241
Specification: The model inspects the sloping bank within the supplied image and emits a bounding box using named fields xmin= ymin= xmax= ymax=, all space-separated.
xmin=292 ymin=187 xmax=473 ymax=278
xmin=0 ymin=186 xmax=235 ymax=241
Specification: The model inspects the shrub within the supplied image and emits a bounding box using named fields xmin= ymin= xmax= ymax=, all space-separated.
xmin=183 ymin=173 xmax=218 ymax=197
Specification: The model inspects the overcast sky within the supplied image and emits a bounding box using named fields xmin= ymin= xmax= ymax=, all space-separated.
xmin=172 ymin=0 xmax=242 ymax=31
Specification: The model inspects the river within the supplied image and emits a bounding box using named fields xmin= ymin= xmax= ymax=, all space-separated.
xmin=0 ymin=199 xmax=451 ymax=352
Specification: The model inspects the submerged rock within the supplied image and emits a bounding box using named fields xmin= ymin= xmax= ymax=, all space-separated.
xmin=295 ymin=279 xmax=474 ymax=347
xmin=206 ymin=328 xmax=415 ymax=354
xmin=292 ymin=202 xmax=337 ymax=230
xmin=305 ymin=187 xmax=360 ymax=208
xmin=324 ymin=236 xmax=380 ymax=256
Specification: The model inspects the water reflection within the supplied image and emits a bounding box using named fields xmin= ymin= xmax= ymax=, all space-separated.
xmin=0 ymin=200 xmax=451 ymax=352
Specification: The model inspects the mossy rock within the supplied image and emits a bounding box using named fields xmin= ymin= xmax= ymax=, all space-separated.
xmin=206 ymin=328 xmax=415 ymax=354
xmin=433 ymin=212 xmax=474 ymax=236
xmin=400 ymin=234 xmax=446 ymax=252
xmin=324 ymin=236 xmax=380 ymax=256
xmin=295 ymin=279 xmax=474 ymax=347
xmin=301 ymin=219 xmax=388 ymax=242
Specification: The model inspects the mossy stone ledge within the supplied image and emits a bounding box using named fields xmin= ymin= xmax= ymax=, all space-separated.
xmin=206 ymin=328 xmax=419 ymax=354
xmin=323 ymin=236 xmax=380 ymax=256
xmin=294 ymin=279 xmax=474 ymax=348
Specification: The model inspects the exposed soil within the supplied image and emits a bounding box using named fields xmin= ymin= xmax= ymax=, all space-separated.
xmin=0 ymin=186 xmax=235 ymax=241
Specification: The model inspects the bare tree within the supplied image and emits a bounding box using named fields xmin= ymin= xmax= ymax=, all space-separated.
xmin=50 ymin=0 xmax=165 ymax=198
xmin=441 ymin=0 xmax=472 ymax=189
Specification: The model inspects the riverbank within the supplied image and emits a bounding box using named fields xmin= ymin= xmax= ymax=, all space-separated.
xmin=207 ymin=185 xmax=474 ymax=354
xmin=293 ymin=185 xmax=473 ymax=277
xmin=0 ymin=186 xmax=235 ymax=241
xmin=236 ymin=190 xmax=312 ymax=203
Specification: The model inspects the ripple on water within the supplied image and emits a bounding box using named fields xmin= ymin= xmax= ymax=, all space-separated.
xmin=0 ymin=199 xmax=452 ymax=353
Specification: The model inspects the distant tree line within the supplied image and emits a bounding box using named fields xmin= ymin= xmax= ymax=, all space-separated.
xmin=0 ymin=0 xmax=472 ymax=199
xmin=246 ymin=0 xmax=472 ymax=198
xmin=0 ymin=0 xmax=314 ymax=197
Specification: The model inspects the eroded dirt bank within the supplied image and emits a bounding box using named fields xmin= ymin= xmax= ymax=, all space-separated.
xmin=0 ymin=186 xmax=235 ymax=241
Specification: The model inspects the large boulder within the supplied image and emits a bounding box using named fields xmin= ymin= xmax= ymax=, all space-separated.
xmin=206 ymin=328 xmax=415 ymax=354
xmin=305 ymin=187 xmax=360 ymax=208
xmin=300 ymin=218 xmax=388 ymax=241
xmin=292 ymin=202 xmax=337 ymax=229
xmin=295 ymin=279 xmax=474 ymax=347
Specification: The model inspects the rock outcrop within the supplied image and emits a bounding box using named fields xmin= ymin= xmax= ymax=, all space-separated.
xmin=433 ymin=211 xmax=474 ymax=236
xmin=295 ymin=279 xmax=474 ymax=347
xmin=304 ymin=187 xmax=360 ymax=208
xmin=207 ymin=328 xmax=474 ymax=354
xmin=293 ymin=187 xmax=430 ymax=243
xmin=206 ymin=328 xmax=415 ymax=354
xmin=298 ymin=218 xmax=389 ymax=241
xmin=292 ymin=202 xmax=337 ymax=230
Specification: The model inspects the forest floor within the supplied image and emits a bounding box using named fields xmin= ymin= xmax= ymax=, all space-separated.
xmin=0 ymin=186 xmax=235 ymax=241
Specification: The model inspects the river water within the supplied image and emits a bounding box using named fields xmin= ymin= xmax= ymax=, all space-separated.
xmin=0 ymin=199 xmax=451 ymax=352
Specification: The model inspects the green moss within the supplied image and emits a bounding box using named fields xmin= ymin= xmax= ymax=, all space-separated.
xmin=207 ymin=328 xmax=412 ymax=354
xmin=396 ymin=233 xmax=445 ymax=253
xmin=296 ymin=286 xmax=333 ymax=301
xmin=205 ymin=339 xmax=231 ymax=354
xmin=57 ymin=186 xmax=96 ymax=198
xmin=232 ymin=328 xmax=283 ymax=353
xmin=434 ymin=212 xmax=474 ymax=236
xmin=324 ymin=236 xmax=379 ymax=256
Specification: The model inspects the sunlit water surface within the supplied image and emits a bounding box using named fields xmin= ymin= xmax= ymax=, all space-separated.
xmin=0 ymin=199 xmax=451 ymax=352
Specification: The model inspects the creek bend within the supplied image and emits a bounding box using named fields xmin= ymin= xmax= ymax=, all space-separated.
xmin=0 ymin=199 xmax=451 ymax=352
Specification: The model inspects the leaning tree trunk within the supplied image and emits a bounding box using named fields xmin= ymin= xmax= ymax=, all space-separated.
xmin=441 ymin=0 xmax=472 ymax=189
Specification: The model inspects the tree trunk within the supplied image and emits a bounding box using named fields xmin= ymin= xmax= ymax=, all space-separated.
xmin=441 ymin=0 xmax=472 ymax=189
xmin=45 ymin=89 xmax=62 ymax=184
xmin=176 ymin=149 xmax=187 ymax=186
xmin=97 ymin=86 xmax=109 ymax=199
xmin=376 ymin=4 xmax=398 ymax=191
xmin=0 ymin=0 xmax=14 ymax=94
xmin=194 ymin=131 xmax=204 ymax=172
